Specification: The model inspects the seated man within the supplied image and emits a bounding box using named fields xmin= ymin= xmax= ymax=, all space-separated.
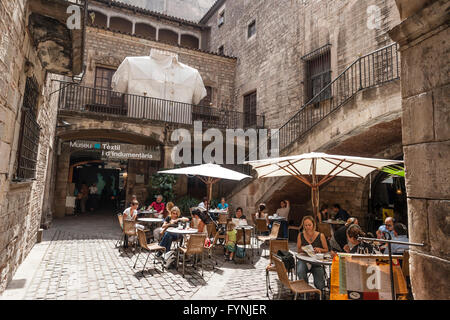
xmin=331 ymin=217 xmax=358 ymax=253
xmin=376 ymin=216 xmax=395 ymax=239
xmin=332 ymin=203 xmax=350 ymax=221
xmin=390 ymin=223 xmax=409 ymax=254
xmin=148 ymin=194 xmax=165 ymax=217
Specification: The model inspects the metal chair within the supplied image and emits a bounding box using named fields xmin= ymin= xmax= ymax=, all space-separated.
xmin=273 ymin=255 xmax=322 ymax=300
xmin=133 ymin=229 xmax=166 ymax=274
xmin=236 ymin=228 xmax=253 ymax=263
xmin=265 ymin=239 xmax=289 ymax=298
xmin=176 ymin=234 xmax=207 ymax=277
xmin=114 ymin=213 xmax=124 ymax=248
xmin=257 ymin=222 xmax=281 ymax=256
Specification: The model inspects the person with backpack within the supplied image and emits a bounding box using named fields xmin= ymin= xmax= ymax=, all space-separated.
xmin=296 ymin=216 xmax=329 ymax=291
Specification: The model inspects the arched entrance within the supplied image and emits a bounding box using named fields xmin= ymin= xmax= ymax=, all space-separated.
xmin=53 ymin=129 xmax=164 ymax=218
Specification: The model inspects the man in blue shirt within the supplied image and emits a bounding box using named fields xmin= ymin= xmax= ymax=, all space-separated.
xmin=390 ymin=223 xmax=409 ymax=254
xmin=376 ymin=216 xmax=395 ymax=239
xmin=332 ymin=203 xmax=350 ymax=221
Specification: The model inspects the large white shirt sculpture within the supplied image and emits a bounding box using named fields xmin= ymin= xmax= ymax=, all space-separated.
xmin=111 ymin=49 xmax=207 ymax=122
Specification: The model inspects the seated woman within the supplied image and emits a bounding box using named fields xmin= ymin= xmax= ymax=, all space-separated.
xmin=217 ymin=197 xmax=229 ymax=212
xmin=317 ymin=204 xmax=329 ymax=223
xmin=122 ymin=200 xmax=139 ymax=248
xmin=296 ymin=216 xmax=329 ymax=291
xmin=347 ymin=224 xmax=380 ymax=254
xmin=191 ymin=207 xmax=211 ymax=235
xmin=158 ymin=206 xmax=189 ymax=253
xmin=153 ymin=201 xmax=174 ymax=242
xmin=252 ymin=203 xmax=269 ymax=234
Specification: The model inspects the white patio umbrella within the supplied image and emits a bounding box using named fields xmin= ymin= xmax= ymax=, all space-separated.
xmin=245 ymin=152 xmax=403 ymax=220
xmin=158 ymin=163 xmax=251 ymax=204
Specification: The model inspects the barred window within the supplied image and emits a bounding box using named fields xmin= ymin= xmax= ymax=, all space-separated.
xmin=15 ymin=77 xmax=40 ymax=181
xmin=304 ymin=46 xmax=331 ymax=102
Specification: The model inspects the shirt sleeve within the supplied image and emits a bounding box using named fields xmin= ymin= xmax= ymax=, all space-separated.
xmin=192 ymin=72 xmax=207 ymax=105
xmin=111 ymin=58 xmax=130 ymax=93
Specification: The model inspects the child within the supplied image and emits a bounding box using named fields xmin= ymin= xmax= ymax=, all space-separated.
xmin=225 ymin=222 xmax=237 ymax=261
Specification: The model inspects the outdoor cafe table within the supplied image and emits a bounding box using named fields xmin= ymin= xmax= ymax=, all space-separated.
xmin=234 ymin=225 xmax=254 ymax=262
xmin=322 ymin=219 xmax=346 ymax=236
xmin=166 ymin=227 xmax=199 ymax=249
xmin=138 ymin=210 xmax=157 ymax=217
xmin=295 ymin=253 xmax=333 ymax=290
xmin=137 ymin=217 xmax=164 ymax=223
xmin=268 ymin=215 xmax=287 ymax=222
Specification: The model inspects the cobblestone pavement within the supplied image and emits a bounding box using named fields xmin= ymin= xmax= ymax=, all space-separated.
xmin=1 ymin=212 xmax=324 ymax=300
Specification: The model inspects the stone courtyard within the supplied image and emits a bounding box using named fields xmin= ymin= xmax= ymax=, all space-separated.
xmin=0 ymin=213 xmax=299 ymax=300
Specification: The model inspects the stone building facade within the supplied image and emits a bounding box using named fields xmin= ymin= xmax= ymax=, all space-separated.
xmin=201 ymin=0 xmax=404 ymax=230
xmin=389 ymin=0 xmax=449 ymax=300
xmin=0 ymin=0 xmax=84 ymax=292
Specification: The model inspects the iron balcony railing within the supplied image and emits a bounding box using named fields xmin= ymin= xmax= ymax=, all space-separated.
xmin=275 ymin=43 xmax=400 ymax=153
xmin=56 ymin=81 xmax=265 ymax=130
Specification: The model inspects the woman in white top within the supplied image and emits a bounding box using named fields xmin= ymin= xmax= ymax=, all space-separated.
xmin=122 ymin=200 xmax=139 ymax=248
xmin=123 ymin=200 xmax=139 ymax=221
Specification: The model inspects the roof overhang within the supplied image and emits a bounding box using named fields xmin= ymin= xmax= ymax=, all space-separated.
xmin=27 ymin=0 xmax=86 ymax=76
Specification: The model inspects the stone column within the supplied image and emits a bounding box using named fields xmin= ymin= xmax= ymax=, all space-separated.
xmin=54 ymin=144 xmax=71 ymax=218
xmin=163 ymin=144 xmax=175 ymax=169
xmin=389 ymin=0 xmax=450 ymax=300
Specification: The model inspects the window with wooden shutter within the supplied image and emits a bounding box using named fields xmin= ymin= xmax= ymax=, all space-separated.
xmin=243 ymin=91 xmax=257 ymax=127
xmin=304 ymin=46 xmax=331 ymax=102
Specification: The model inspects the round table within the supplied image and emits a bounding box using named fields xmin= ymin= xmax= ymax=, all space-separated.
xmin=138 ymin=210 xmax=157 ymax=216
xmin=138 ymin=218 xmax=164 ymax=223
xmin=295 ymin=253 xmax=333 ymax=289
xmin=268 ymin=215 xmax=287 ymax=221
xmin=322 ymin=219 xmax=346 ymax=225
xmin=166 ymin=227 xmax=199 ymax=235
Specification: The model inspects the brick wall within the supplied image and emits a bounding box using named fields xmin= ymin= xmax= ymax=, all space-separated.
xmin=0 ymin=0 xmax=60 ymax=293
xmin=82 ymin=26 xmax=236 ymax=108
xmin=204 ymin=0 xmax=400 ymax=129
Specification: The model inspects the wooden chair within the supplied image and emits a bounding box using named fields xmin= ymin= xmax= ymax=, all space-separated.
xmin=318 ymin=223 xmax=332 ymax=239
xmin=265 ymin=239 xmax=289 ymax=298
xmin=272 ymin=255 xmax=322 ymax=300
xmin=214 ymin=213 xmax=228 ymax=246
xmin=176 ymin=234 xmax=207 ymax=277
xmin=122 ymin=220 xmax=138 ymax=250
xmin=257 ymin=222 xmax=281 ymax=256
xmin=236 ymin=228 xmax=253 ymax=263
xmin=133 ymin=229 xmax=166 ymax=274
xmin=254 ymin=218 xmax=269 ymax=246
xmin=115 ymin=214 xmax=124 ymax=248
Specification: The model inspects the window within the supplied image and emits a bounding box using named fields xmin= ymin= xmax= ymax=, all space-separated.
xmin=218 ymin=45 xmax=224 ymax=55
xmin=218 ymin=10 xmax=225 ymax=27
xmin=200 ymin=86 xmax=213 ymax=106
xmin=243 ymin=91 xmax=257 ymax=127
xmin=15 ymin=77 xmax=40 ymax=180
xmin=248 ymin=20 xmax=256 ymax=38
xmin=94 ymin=67 xmax=124 ymax=113
xmin=305 ymin=48 xmax=331 ymax=102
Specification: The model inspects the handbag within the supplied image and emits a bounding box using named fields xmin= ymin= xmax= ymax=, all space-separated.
xmin=276 ymin=250 xmax=295 ymax=272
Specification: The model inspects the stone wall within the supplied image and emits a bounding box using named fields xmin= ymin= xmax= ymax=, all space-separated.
xmin=389 ymin=0 xmax=450 ymax=300
xmin=0 ymin=0 xmax=60 ymax=293
xmin=203 ymin=0 xmax=401 ymax=129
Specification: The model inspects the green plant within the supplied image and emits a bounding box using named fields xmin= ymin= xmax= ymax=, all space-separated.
xmin=209 ymin=198 xmax=221 ymax=209
xmin=176 ymin=195 xmax=200 ymax=216
xmin=146 ymin=172 xmax=178 ymax=204
xmin=380 ymin=165 xmax=405 ymax=177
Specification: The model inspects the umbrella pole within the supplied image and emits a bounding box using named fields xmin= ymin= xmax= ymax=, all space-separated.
xmin=311 ymin=158 xmax=319 ymax=223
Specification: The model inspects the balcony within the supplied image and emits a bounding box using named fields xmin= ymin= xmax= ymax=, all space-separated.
xmin=56 ymin=81 xmax=265 ymax=130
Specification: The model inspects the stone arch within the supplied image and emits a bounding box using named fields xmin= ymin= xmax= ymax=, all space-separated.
xmin=135 ymin=23 xmax=157 ymax=40
xmin=159 ymin=28 xmax=179 ymax=45
xmin=109 ymin=16 xmax=133 ymax=34
xmin=180 ymin=34 xmax=199 ymax=49
xmin=89 ymin=10 xmax=107 ymax=28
